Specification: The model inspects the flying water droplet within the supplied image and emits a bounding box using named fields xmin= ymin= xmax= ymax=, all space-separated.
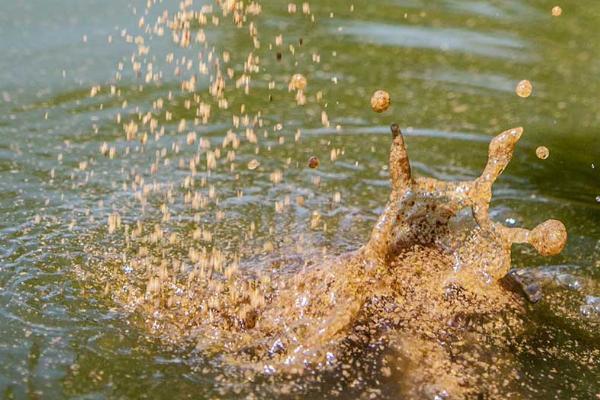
xmin=370 ymin=90 xmax=390 ymax=112
xmin=536 ymin=146 xmax=550 ymax=160
xmin=289 ymin=74 xmax=307 ymax=91
xmin=247 ymin=159 xmax=260 ymax=170
xmin=308 ymin=156 xmax=320 ymax=169
xmin=552 ymin=6 xmax=562 ymax=16
xmin=515 ymin=80 xmax=533 ymax=98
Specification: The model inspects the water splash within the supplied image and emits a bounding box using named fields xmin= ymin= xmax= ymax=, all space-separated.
xmin=86 ymin=123 xmax=571 ymax=398
xmin=55 ymin=0 xmax=596 ymax=397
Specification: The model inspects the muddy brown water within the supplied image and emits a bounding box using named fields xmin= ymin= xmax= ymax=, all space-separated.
xmin=0 ymin=0 xmax=599 ymax=398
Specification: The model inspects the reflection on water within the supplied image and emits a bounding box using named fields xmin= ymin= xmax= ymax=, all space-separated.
xmin=400 ymin=69 xmax=517 ymax=94
xmin=0 ymin=0 xmax=599 ymax=398
xmin=339 ymin=21 xmax=532 ymax=60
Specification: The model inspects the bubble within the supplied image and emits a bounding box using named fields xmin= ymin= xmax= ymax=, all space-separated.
xmin=247 ymin=159 xmax=260 ymax=170
xmin=515 ymin=80 xmax=533 ymax=98
xmin=580 ymin=296 xmax=600 ymax=317
xmin=308 ymin=156 xmax=320 ymax=169
xmin=536 ymin=146 xmax=550 ymax=160
xmin=289 ymin=74 xmax=307 ymax=91
xmin=370 ymin=90 xmax=390 ymax=112
xmin=552 ymin=6 xmax=562 ymax=16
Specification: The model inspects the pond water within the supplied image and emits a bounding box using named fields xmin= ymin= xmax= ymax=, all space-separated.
xmin=0 ymin=0 xmax=598 ymax=398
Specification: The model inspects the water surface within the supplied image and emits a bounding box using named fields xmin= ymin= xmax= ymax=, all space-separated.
xmin=0 ymin=0 xmax=599 ymax=398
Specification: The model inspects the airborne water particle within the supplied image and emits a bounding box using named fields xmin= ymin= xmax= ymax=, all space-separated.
xmin=515 ymin=80 xmax=533 ymax=98
xmin=308 ymin=156 xmax=320 ymax=169
xmin=100 ymin=142 xmax=109 ymax=156
xmin=248 ymin=159 xmax=260 ymax=170
xmin=321 ymin=111 xmax=330 ymax=127
xmin=296 ymin=90 xmax=306 ymax=105
xmin=370 ymin=90 xmax=390 ymax=112
xmin=289 ymin=74 xmax=307 ymax=91
xmin=536 ymin=146 xmax=550 ymax=160
xmin=552 ymin=6 xmax=562 ymax=16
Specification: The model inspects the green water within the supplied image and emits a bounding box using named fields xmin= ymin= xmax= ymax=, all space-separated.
xmin=0 ymin=0 xmax=599 ymax=398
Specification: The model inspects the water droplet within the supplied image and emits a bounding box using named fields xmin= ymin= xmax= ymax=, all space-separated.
xmin=370 ymin=90 xmax=390 ymax=112
xmin=515 ymin=80 xmax=533 ymax=98
xmin=536 ymin=146 xmax=550 ymax=160
xmin=289 ymin=73 xmax=307 ymax=91
xmin=247 ymin=159 xmax=260 ymax=170
xmin=308 ymin=156 xmax=320 ymax=169
xmin=552 ymin=6 xmax=562 ymax=16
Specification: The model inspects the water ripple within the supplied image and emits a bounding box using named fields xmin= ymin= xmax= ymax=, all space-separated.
xmin=336 ymin=21 xmax=534 ymax=61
